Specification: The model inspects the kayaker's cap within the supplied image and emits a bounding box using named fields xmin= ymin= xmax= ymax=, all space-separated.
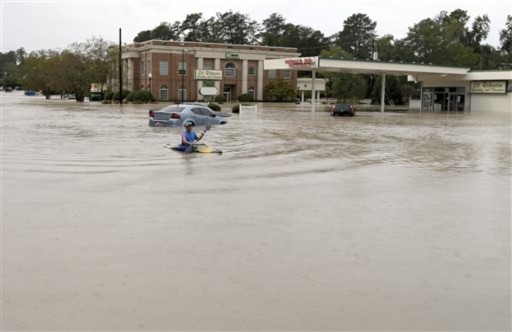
xmin=184 ymin=121 xmax=194 ymax=128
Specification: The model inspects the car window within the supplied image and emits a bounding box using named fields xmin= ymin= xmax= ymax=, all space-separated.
xmin=160 ymin=106 xmax=185 ymax=113
xmin=191 ymin=108 xmax=203 ymax=115
xmin=200 ymin=108 xmax=214 ymax=116
xmin=336 ymin=104 xmax=350 ymax=111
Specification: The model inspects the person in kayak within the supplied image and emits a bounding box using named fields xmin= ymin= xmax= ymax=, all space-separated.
xmin=178 ymin=121 xmax=204 ymax=151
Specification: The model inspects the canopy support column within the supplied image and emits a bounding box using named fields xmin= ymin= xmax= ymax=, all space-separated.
xmin=380 ymin=73 xmax=386 ymax=113
xmin=312 ymin=70 xmax=316 ymax=112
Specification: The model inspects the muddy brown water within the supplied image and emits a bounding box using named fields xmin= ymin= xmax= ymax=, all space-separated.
xmin=2 ymin=92 xmax=511 ymax=330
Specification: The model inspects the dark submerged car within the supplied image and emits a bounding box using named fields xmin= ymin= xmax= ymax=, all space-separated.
xmin=331 ymin=103 xmax=356 ymax=116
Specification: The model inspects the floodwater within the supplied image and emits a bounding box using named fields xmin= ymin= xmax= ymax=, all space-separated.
xmin=2 ymin=92 xmax=511 ymax=331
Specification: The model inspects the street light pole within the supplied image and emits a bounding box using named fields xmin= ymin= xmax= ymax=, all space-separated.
xmin=181 ymin=48 xmax=188 ymax=104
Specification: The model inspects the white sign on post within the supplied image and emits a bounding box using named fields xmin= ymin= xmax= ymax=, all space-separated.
xmin=200 ymin=87 xmax=218 ymax=96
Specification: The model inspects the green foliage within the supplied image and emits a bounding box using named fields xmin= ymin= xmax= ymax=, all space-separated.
xmin=104 ymin=91 xmax=114 ymax=100
xmin=19 ymin=37 xmax=117 ymax=101
xmin=500 ymin=15 xmax=512 ymax=53
xmin=126 ymin=91 xmax=135 ymax=102
xmin=208 ymin=103 xmax=221 ymax=112
xmin=238 ymin=93 xmax=254 ymax=102
xmin=371 ymin=75 xmax=404 ymax=105
xmin=261 ymin=13 xmax=329 ymax=56
xmin=232 ymin=105 xmax=240 ymax=113
xmin=133 ymin=21 xmax=181 ymax=42
xmin=402 ymin=11 xmax=481 ymax=67
xmin=265 ymin=80 xmax=296 ymax=102
xmin=334 ymin=13 xmax=377 ymax=59
xmin=133 ymin=90 xmax=155 ymax=102
xmin=0 ymin=48 xmax=24 ymax=87
xmin=113 ymin=89 xmax=131 ymax=101
xmin=330 ymin=74 xmax=367 ymax=103
xmin=210 ymin=10 xmax=260 ymax=44
xmin=214 ymin=95 xmax=226 ymax=103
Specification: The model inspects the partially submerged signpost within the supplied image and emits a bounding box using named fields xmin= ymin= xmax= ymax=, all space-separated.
xmin=200 ymin=87 xmax=218 ymax=104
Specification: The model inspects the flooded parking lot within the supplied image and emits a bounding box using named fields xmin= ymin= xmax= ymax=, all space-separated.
xmin=2 ymin=92 xmax=511 ymax=330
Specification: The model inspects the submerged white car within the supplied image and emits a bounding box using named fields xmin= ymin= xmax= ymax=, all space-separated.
xmin=149 ymin=104 xmax=230 ymax=127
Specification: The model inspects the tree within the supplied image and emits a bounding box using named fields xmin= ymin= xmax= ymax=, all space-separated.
xmin=20 ymin=50 xmax=60 ymax=98
xmin=15 ymin=47 xmax=26 ymax=65
xmin=283 ymin=24 xmax=329 ymax=57
xmin=181 ymin=13 xmax=213 ymax=42
xmin=498 ymin=15 xmax=512 ymax=68
xmin=151 ymin=21 xmax=181 ymax=40
xmin=210 ymin=10 xmax=260 ymax=44
xmin=371 ymin=75 xmax=406 ymax=105
xmin=320 ymin=46 xmax=369 ymax=100
xmin=68 ymin=36 xmax=118 ymax=100
xmin=500 ymin=15 xmax=512 ymax=53
xmin=260 ymin=13 xmax=287 ymax=46
xmin=334 ymin=13 xmax=377 ymax=59
xmin=402 ymin=15 xmax=478 ymax=67
xmin=133 ymin=30 xmax=152 ymax=42
xmin=0 ymin=50 xmax=19 ymax=87
xmin=259 ymin=13 xmax=329 ymax=56
xmin=265 ymin=80 xmax=296 ymax=101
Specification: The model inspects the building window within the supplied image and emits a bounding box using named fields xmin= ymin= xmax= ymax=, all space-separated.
xmin=248 ymin=67 xmax=256 ymax=75
xmin=159 ymin=85 xmax=168 ymax=101
xmin=268 ymin=70 xmax=276 ymax=79
xmin=178 ymin=62 xmax=187 ymax=75
xmin=283 ymin=70 xmax=291 ymax=79
xmin=225 ymin=62 xmax=236 ymax=77
xmin=248 ymin=87 xmax=255 ymax=100
xmin=160 ymin=60 xmax=168 ymax=75
xmin=178 ymin=87 xmax=187 ymax=101
xmin=203 ymin=80 xmax=214 ymax=87
xmin=203 ymin=61 xmax=214 ymax=70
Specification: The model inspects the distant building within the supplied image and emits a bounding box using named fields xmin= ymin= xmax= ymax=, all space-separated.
xmin=121 ymin=40 xmax=300 ymax=102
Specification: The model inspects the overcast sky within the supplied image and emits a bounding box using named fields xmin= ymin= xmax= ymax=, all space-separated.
xmin=1 ymin=0 xmax=511 ymax=53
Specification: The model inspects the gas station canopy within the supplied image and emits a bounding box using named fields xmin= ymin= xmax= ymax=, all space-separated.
xmin=264 ymin=56 xmax=470 ymax=112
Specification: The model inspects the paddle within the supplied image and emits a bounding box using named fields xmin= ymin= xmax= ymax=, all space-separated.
xmin=184 ymin=125 xmax=211 ymax=154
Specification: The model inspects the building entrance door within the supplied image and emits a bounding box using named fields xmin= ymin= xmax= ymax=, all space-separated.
xmin=422 ymin=92 xmax=434 ymax=112
xmin=422 ymin=87 xmax=465 ymax=112
xmin=223 ymin=86 xmax=231 ymax=102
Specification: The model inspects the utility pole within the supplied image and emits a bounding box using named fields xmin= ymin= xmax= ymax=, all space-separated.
xmin=119 ymin=28 xmax=123 ymax=105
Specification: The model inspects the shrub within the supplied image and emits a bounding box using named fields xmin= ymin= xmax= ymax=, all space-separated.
xmin=208 ymin=103 xmax=221 ymax=112
xmin=214 ymin=95 xmax=226 ymax=103
xmin=113 ymin=89 xmax=131 ymax=101
xmin=104 ymin=91 xmax=114 ymax=100
xmin=238 ymin=93 xmax=254 ymax=102
xmin=126 ymin=92 xmax=135 ymax=102
xmin=133 ymin=90 xmax=155 ymax=102
xmin=232 ymin=104 xmax=240 ymax=113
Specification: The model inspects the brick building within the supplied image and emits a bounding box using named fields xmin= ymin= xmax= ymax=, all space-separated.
xmin=121 ymin=40 xmax=300 ymax=102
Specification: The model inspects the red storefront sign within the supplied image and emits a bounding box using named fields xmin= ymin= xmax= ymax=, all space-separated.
xmin=285 ymin=58 xmax=315 ymax=68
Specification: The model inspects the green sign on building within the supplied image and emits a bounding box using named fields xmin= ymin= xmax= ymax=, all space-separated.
xmin=225 ymin=52 xmax=240 ymax=59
